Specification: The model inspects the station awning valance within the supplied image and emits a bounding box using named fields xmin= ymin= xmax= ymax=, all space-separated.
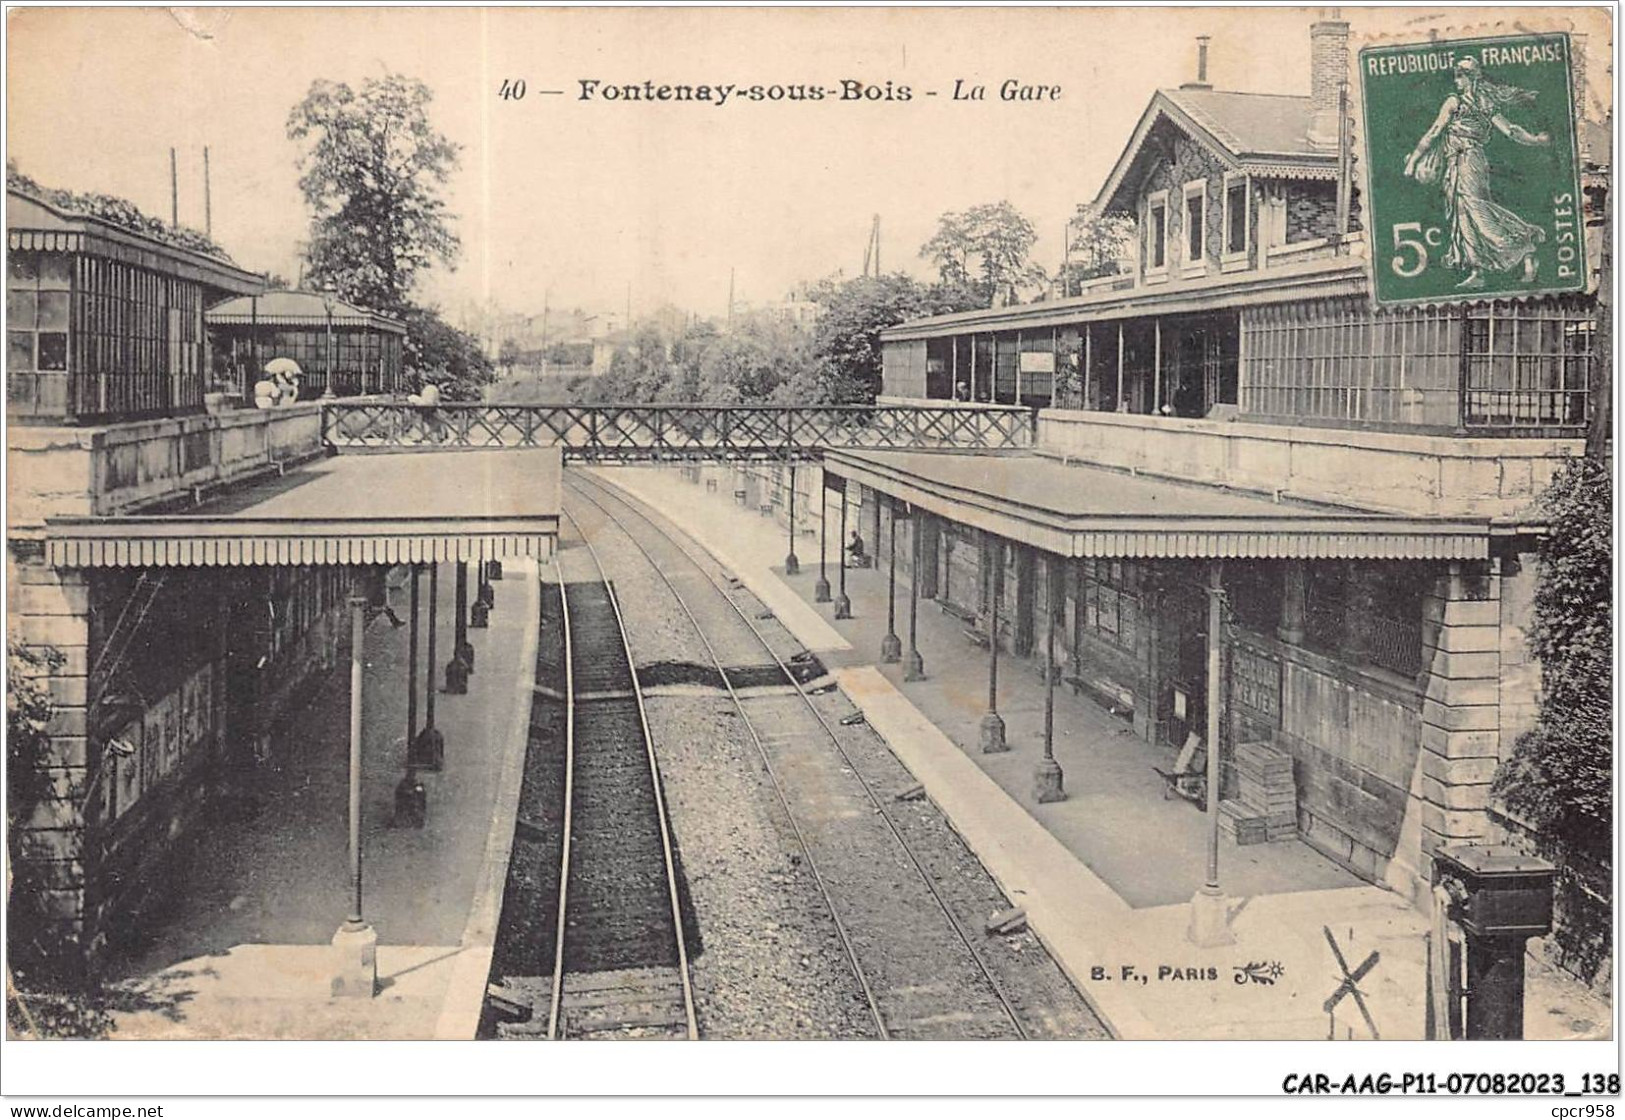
xmin=825 ymin=450 xmax=1489 ymax=561
xmin=47 ymin=450 xmax=562 ymax=569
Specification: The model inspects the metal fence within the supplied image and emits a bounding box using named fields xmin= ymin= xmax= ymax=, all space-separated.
xmin=320 ymin=402 xmax=1034 ymax=459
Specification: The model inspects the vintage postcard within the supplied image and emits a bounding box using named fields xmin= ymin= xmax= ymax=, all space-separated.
xmin=2 ymin=2 xmax=1616 ymax=1107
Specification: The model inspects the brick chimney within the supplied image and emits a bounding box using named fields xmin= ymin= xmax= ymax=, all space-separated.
xmin=1307 ymin=11 xmax=1350 ymax=150
xmin=1181 ymin=36 xmax=1213 ymax=90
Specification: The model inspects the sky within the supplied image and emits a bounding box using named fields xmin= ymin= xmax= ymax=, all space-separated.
xmin=6 ymin=5 xmax=1612 ymax=328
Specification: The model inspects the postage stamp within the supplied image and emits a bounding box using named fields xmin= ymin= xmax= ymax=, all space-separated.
xmin=1358 ymin=32 xmax=1586 ymax=305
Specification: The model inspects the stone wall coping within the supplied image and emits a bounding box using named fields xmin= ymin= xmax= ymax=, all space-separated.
xmin=6 ymin=403 xmax=326 ymax=452
xmin=1039 ymin=408 xmax=1585 ymax=461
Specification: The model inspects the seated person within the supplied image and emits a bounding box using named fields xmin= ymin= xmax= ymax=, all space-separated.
xmin=846 ymin=530 xmax=868 ymax=566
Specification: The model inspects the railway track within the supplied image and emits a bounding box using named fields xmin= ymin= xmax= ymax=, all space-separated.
xmin=564 ymin=469 xmax=1032 ymax=1041
xmin=493 ymin=514 xmax=698 ymax=1041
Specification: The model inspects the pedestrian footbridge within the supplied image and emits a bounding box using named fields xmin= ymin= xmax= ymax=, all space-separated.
xmin=320 ymin=402 xmax=1032 ymax=460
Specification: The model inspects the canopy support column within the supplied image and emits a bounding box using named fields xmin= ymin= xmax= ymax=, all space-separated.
xmin=1153 ymin=318 xmax=1163 ymax=415
xmin=1116 ymin=322 xmax=1126 ymax=412
xmin=980 ymin=534 xmax=1008 ymax=753
xmin=394 ymin=565 xmax=427 ymax=827
xmin=834 ymin=480 xmax=852 ymax=619
xmin=1189 ymin=560 xmax=1236 ymax=946
xmin=904 ymin=505 xmax=925 ymax=682
xmin=881 ymin=496 xmax=902 ymax=662
xmin=332 ymin=575 xmax=377 ymax=998
xmin=1034 ymin=554 xmax=1066 ymax=802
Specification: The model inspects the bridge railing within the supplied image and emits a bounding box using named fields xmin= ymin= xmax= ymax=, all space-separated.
xmin=320 ymin=402 xmax=1033 ymax=459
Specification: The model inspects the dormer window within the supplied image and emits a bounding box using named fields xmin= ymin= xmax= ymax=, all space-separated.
xmin=1222 ymin=173 xmax=1250 ymax=265
xmin=1145 ymin=190 xmax=1169 ymax=277
xmin=1183 ymin=180 xmax=1207 ymax=269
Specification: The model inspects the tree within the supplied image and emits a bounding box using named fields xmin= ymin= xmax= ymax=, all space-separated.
xmin=694 ymin=314 xmax=813 ymax=405
xmin=400 ymin=306 xmax=493 ymax=401
xmin=920 ymin=201 xmax=1047 ymax=306
xmin=1060 ymin=205 xmax=1136 ymax=295
xmin=801 ymin=274 xmax=983 ymax=403
xmin=287 ymin=74 xmax=460 ymax=315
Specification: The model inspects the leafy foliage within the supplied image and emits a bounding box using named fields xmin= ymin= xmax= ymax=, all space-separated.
xmin=400 ymin=305 xmax=494 ymax=401
xmin=1492 ymin=457 xmax=1612 ymax=980
xmin=7 ymin=642 xmax=63 ymax=837
xmin=286 ymin=74 xmax=461 ymax=315
xmin=7 ymin=162 xmax=234 ymax=262
xmin=919 ymin=201 xmax=1047 ymax=306
xmin=1060 ymin=205 xmax=1136 ymax=294
xmin=1493 ymin=457 xmax=1612 ymax=850
xmin=802 ymin=274 xmax=984 ymax=402
xmin=561 ymin=274 xmax=982 ymax=407
xmin=6 ymin=641 xmax=89 ymax=1026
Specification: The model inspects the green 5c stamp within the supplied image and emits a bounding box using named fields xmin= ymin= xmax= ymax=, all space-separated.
xmin=1359 ymin=32 xmax=1585 ymax=305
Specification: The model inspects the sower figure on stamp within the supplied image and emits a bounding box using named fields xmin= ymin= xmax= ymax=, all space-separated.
xmin=1404 ymin=56 xmax=1552 ymax=291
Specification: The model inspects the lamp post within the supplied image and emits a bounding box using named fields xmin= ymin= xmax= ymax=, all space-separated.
xmin=814 ymin=472 xmax=832 ymax=603
xmin=833 ymin=479 xmax=852 ymax=620
xmin=412 ymin=562 xmax=445 ymax=769
xmin=1188 ymin=561 xmax=1234 ymax=946
xmin=980 ymin=535 xmax=1008 ymax=753
xmin=321 ymin=290 xmax=337 ymax=400
xmin=785 ymin=464 xmax=801 ymax=575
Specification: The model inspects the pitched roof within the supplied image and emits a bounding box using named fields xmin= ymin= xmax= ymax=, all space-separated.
xmin=1092 ymin=88 xmax=1337 ymax=215
xmin=1164 ymin=89 xmax=1325 ymax=160
xmin=206 ymin=289 xmax=406 ymax=333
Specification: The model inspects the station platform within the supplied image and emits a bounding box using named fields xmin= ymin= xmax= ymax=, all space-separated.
xmin=97 ymin=559 xmax=540 ymax=1040
xmin=596 ymin=465 xmax=1611 ymax=1042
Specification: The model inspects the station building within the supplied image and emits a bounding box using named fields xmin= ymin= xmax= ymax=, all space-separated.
xmin=849 ymin=17 xmax=1605 ymax=915
xmin=205 ymin=289 xmax=406 ymax=402
xmin=7 ymin=182 xmax=263 ymax=424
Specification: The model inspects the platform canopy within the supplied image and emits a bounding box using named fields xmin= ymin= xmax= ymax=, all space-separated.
xmin=205 ymin=289 xmax=406 ymax=333
xmin=47 ymin=450 xmax=562 ymax=568
xmin=825 ymin=449 xmax=1489 ymax=561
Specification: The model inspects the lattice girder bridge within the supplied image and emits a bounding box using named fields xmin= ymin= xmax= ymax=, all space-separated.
xmin=320 ymin=402 xmax=1033 ymax=461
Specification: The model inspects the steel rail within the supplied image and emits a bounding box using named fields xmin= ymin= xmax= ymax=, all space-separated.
xmin=544 ymin=556 xmax=575 ymax=1041
xmin=552 ymin=505 xmax=700 ymax=1041
xmin=567 ymin=469 xmax=1030 ymax=1040
xmin=561 ymin=475 xmax=891 ymax=1041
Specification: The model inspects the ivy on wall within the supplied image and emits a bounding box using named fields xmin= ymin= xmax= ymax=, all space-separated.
xmin=1492 ymin=456 xmax=1612 ymax=981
